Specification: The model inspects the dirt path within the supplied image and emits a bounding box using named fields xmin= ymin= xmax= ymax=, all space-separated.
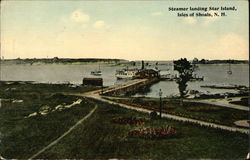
xmin=63 ymin=82 xmax=249 ymax=135
xmin=28 ymin=105 xmax=98 ymax=160
xmin=73 ymin=90 xmax=249 ymax=134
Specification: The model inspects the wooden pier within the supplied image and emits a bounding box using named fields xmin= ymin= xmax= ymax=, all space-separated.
xmin=100 ymin=78 xmax=159 ymax=96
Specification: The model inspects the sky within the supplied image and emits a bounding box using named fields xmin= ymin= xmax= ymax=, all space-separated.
xmin=1 ymin=0 xmax=249 ymax=60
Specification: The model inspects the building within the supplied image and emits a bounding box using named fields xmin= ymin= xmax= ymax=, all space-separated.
xmin=82 ymin=78 xmax=103 ymax=86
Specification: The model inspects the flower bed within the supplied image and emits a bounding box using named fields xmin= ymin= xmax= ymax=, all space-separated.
xmin=129 ymin=126 xmax=177 ymax=139
xmin=112 ymin=117 xmax=147 ymax=126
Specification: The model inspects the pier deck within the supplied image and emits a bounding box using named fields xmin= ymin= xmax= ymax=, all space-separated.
xmin=102 ymin=79 xmax=148 ymax=94
xmin=99 ymin=78 xmax=159 ymax=96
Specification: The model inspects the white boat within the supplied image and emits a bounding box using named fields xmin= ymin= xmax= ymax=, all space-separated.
xmin=91 ymin=70 xmax=102 ymax=76
xmin=115 ymin=68 xmax=139 ymax=79
xmin=91 ymin=65 xmax=102 ymax=76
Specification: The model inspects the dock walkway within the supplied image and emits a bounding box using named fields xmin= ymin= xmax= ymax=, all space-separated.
xmin=99 ymin=78 xmax=158 ymax=96
xmin=101 ymin=79 xmax=148 ymax=95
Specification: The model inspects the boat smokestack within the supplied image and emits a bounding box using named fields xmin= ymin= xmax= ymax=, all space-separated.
xmin=141 ymin=60 xmax=144 ymax=70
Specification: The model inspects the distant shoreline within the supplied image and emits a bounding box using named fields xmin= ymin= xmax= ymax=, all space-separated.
xmin=0 ymin=58 xmax=248 ymax=65
xmin=0 ymin=57 xmax=249 ymax=65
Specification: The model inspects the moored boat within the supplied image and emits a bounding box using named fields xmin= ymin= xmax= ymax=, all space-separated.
xmin=91 ymin=70 xmax=102 ymax=76
xmin=115 ymin=68 xmax=140 ymax=79
xmin=91 ymin=65 xmax=102 ymax=76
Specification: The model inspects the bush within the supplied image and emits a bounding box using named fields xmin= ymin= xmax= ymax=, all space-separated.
xmin=150 ymin=111 xmax=158 ymax=119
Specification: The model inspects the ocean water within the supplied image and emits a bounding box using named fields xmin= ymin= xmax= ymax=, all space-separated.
xmin=1 ymin=63 xmax=248 ymax=97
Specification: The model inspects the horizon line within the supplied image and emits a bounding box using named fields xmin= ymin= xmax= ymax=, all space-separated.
xmin=0 ymin=58 xmax=249 ymax=61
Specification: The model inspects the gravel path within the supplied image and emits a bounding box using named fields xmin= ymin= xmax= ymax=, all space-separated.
xmin=65 ymin=81 xmax=249 ymax=135
xmin=80 ymin=90 xmax=249 ymax=134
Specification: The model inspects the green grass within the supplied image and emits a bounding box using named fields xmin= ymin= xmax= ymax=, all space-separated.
xmin=0 ymin=81 xmax=99 ymax=98
xmin=0 ymin=96 xmax=95 ymax=159
xmin=38 ymin=99 xmax=248 ymax=159
xmin=0 ymin=82 xmax=97 ymax=159
xmin=0 ymin=82 xmax=248 ymax=159
xmin=111 ymin=97 xmax=249 ymax=126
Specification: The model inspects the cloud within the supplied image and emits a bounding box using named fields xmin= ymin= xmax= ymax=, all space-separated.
xmin=70 ymin=10 xmax=89 ymax=23
xmin=183 ymin=17 xmax=197 ymax=24
xmin=60 ymin=10 xmax=90 ymax=31
xmin=93 ymin=20 xmax=109 ymax=29
xmin=93 ymin=20 xmax=104 ymax=29
xmin=151 ymin=12 xmax=163 ymax=16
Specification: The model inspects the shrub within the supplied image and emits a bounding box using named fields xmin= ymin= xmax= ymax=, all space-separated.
xmin=150 ymin=111 xmax=158 ymax=119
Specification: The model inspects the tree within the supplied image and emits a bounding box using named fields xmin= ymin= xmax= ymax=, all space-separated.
xmin=174 ymin=58 xmax=193 ymax=98
xmin=131 ymin=61 xmax=136 ymax=66
xmin=192 ymin=58 xmax=199 ymax=64
xmin=199 ymin=59 xmax=206 ymax=64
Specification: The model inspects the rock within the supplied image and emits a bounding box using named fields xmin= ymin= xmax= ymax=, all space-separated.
xmin=25 ymin=112 xmax=37 ymax=118
xmin=12 ymin=99 xmax=24 ymax=103
xmin=39 ymin=105 xmax=51 ymax=115
xmin=55 ymin=104 xmax=64 ymax=111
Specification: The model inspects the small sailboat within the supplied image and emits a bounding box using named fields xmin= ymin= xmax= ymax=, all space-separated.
xmin=91 ymin=65 xmax=102 ymax=76
xmin=227 ymin=61 xmax=232 ymax=75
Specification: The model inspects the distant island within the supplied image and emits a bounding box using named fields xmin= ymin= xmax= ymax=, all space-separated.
xmin=0 ymin=57 xmax=128 ymax=65
xmin=0 ymin=57 xmax=248 ymax=65
xmin=192 ymin=58 xmax=248 ymax=64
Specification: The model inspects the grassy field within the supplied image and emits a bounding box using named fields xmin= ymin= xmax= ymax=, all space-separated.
xmin=0 ymin=82 xmax=98 ymax=159
xmin=109 ymin=97 xmax=249 ymax=126
xmin=0 ymin=82 xmax=248 ymax=159
xmin=37 ymin=99 xmax=249 ymax=159
xmin=0 ymin=81 xmax=99 ymax=96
